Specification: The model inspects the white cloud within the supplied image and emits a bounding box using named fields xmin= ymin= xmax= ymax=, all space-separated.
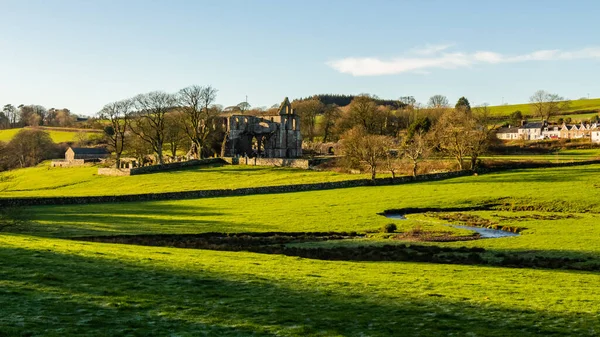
xmin=410 ymin=43 xmax=454 ymax=55
xmin=327 ymin=46 xmax=600 ymax=76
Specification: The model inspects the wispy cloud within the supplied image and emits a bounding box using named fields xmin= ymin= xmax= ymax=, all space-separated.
xmin=327 ymin=46 xmax=600 ymax=76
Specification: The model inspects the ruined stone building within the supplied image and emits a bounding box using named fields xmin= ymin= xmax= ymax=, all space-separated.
xmin=223 ymin=97 xmax=302 ymax=158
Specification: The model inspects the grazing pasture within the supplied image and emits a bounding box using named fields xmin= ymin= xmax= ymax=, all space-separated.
xmin=487 ymin=97 xmax=600 ymax=117
xmin=2 ymin=165 xmax=600 ymax=335
xmin=0 ymin=163 xmax=366 ymax=198
xmin=0 ymin=127 xmax=99 ymax=143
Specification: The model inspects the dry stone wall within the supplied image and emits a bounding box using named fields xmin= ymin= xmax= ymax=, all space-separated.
xmin=97 ymin=158 xmax=225 ymax=176
xmin=0 ymin=170 xmax=470 ymax=207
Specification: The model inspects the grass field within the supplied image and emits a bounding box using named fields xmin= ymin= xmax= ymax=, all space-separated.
xmin=487 ymin=97 xmax=600 ymax=117
xmin=0 ymin=163 xmax=367 ymax=198
xmin=0 ymin=127 xmax=100 ymax=143
xmin=1 ymin=164 xmax=600 ymax=335
xmin=482 ymin=148 xmax=600 ymax=162
xmin=2 ymin=148 xmax=599 ymax=199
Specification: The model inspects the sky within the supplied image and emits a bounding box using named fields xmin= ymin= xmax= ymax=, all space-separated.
xmin=1 ymin=0 xmax=599 ymax=116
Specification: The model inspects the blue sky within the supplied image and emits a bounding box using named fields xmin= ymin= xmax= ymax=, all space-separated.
xmin=1 ymin=0 xmax=599 ymax=116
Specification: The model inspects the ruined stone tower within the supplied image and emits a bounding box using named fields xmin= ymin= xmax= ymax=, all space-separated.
xmin=224 ymin=97 xmax=302 ymax=158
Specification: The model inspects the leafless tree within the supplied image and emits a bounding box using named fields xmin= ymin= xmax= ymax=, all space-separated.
xmin=7 ymin=129 xmax=57 ymax=168
xmin=2 ymin=104 xmax=18 ymax=127
xmin=164 ymin=111 xmax=188 ymax=159
xmin=432 ymin=109 xmax=471 ymax=170
xmin=130 ymin=91 xmax=176 ymax=165
xmin=402 ymin=131 xmax=431 ymax=177
xmin=294 ymin=98 xmax=324 ymax=141
xmin=428 ymin=95 xmax=449 ymax=108
xmin=341 ymin=126 xmax=394 ymax=181
xmin=344 ymin=95 xmax=388 ymax=135
xmin=467 ymin=105 xmax=499 ymax=170
xmin=177 ymin=85 xmax=218 ymax=158
xmin=321 ymin=104 xmax=340 ymax=142
xmin=433 ymin=105 xmax=498 ymax=171
xmin=529 ymin=90 xmax=569 ymax=121
xmin=99 ymin=99 xmax=133 ymax=167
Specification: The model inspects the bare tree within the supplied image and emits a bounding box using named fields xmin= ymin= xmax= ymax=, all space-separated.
xmin=7 ymin=129 xmax=57 ymax=168
xmin=467 ymin=105 xmax=499 ymax=170
xmin=294 ymin=98 xmax=324 ymax=141
xmin=529 ymin=90 xmax=569 ymax=121
xmin=402 ymin=131 xmax=431 ymax=177
xmin=399 ymin=96 xmax=417 ymax=106
xmin=99 ymin=99 xmax=133 ymax=167
xmin=341 ymin=126 xmax=394 ymax=181
xmin=433 ymin=109 xmax=471 ymax=170
xmin=2 ymin=104 xmax=18 ymax=127
xmin=428 ymin=95 xmax=449 ymax=108
xmin=345 ymin=95 xmax=388 ymax=135
xmin=177 ymin=85 xmax=218 ymax=158
xmin=321 ymin=104 xmax=340 ymax=142
xmin=130 ymin=91 xmax=176 ymax=165
xmin=164 ymin=111 xmax=188 ymax=159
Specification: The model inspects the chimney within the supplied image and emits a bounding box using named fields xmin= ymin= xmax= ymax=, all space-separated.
xmin=521 ymin=120 xmax=527 ymax=126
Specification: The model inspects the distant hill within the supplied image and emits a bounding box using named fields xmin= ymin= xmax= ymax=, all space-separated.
xmin=295 ymin=94 xmax=406 ymax=109
xmin=487 ymin=98 xmax=600 ymax=117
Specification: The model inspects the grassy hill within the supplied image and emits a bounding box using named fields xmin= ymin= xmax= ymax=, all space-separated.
xmin=487 ymin=97 xmax=600 ymax=118
xmin=1 ymin=165 xmax=600 ymax=335
xmin=0 ymin=127 xmax=101 ymax=143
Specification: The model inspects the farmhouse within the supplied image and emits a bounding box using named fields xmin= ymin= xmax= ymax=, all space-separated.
xmin=223 ymin=97 xmax=302 ymax=158
xmin=517 ymin=121 xmax=545 ymax=140
xmin=497 ymin=120 xmax=599 ymax=141
xmin=496 ymin=126 xmax=519 ymax=140
xmin=51 ymin=147 xmax=110 ymax=167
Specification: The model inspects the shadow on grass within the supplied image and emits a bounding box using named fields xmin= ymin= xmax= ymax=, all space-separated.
xmin=21 ymin=203 xmax=277 ymax=237
xmin=72 ymin=232 xmax=600 ymax=273
xmin=0 ymin=245 xmax=595 ymax=336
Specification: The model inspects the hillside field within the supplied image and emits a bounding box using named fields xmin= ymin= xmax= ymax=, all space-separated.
xmin=0 ymin=127 xmax=100 ymax=143
xmin=1 ymin=164 xmax=600 ymax=335
xmin=487 ymin=97 xmax=600 ymax=117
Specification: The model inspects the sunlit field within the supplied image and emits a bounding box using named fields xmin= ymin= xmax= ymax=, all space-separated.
xmin=1 ymin=165 xmax=600 ymax=335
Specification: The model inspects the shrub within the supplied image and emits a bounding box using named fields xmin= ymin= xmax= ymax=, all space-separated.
xmin=381 ymin=223 xmax=397 ymax=233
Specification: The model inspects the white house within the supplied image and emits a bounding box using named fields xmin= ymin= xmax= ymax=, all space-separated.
xmin=496 ymin=126 xmax=519 ymax=140
xmin=542 ymin=125 xmax=561 ymax=139
xmin=592 ymin=125 xmax=600 ymax=143
xmin=518 ymin=121 xmax=545 ymax=140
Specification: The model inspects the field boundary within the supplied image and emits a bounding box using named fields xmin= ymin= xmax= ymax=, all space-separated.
xmin=3 ymin=158 xmax=600 ymax=207
xmin=0 ymin=170 xmax=470 ymax=206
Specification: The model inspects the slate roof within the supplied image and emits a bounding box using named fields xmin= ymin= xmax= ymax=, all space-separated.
xmin=521 ymin=122 xmax=544 ymax=129
xmin=496 ymin=126 xmax=519 ymax=134
xmin=70 ymin=147 xmax=110 ymax=155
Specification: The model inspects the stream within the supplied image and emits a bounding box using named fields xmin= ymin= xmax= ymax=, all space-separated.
xmin=382 ymin=213 xmax=519 ymax=239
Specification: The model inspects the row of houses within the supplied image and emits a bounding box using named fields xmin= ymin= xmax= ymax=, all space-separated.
xmin=496 ymin=121 xmax=600 ymax=143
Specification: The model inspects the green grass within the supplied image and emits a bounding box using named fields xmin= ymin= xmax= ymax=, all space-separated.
xmin=0 ymin=127 xmax=99 ymax=143
xmin=0 ymin=163 xmax=368 ymax=198
xmin=3 ymin=148 xmax=599 ymax=198
xmin=482 ymin=148 xmax=600 ymax=162
xmin=3 ymin=165 xmax=600 ymax=335
xmin=487 ymin=97 xmax=600 ymax=117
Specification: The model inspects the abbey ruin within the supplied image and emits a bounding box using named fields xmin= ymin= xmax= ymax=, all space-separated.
xmin=223 ymin=97 xmax=302 ymax=158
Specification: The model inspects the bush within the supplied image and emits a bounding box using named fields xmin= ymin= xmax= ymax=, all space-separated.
xmin=381 ymin=223 xmax=397 ymax=233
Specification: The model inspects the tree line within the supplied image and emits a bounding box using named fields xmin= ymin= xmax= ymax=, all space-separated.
xmin=99 ymin=85 xmax=233 ymax=167
xmin=0 ymin=104 xmax=80 ymax=129
xmin=336 ymin=95 xmax=499 ymax=180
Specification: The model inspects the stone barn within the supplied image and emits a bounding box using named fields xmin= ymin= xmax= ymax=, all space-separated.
xmin=65 ymin=147 xmax=110 ymax=161
xmin=224 ymin=97 xmax=302 ymax=158
xmin=52 ymin=147 xmax=110 ymax=167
